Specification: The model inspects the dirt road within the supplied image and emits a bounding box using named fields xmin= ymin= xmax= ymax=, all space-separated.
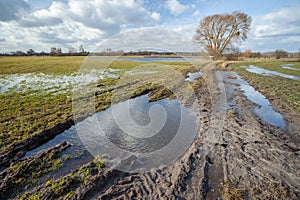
xmin=71 ymin=70 xmax=300 ymax=199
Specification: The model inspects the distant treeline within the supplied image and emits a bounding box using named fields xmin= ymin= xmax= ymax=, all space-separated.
xmin=1 ymin=49 xmax=299 ymax=59
xmin=0 ymin=50 xmax=206 ymax=57
xmin=0 ymin=51 xmax=88 ymax=57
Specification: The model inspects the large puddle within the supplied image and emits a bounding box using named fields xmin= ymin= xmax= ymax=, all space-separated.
xmin=244 ymin=65 xmax=300 ymax=81
xmin=220 ymin=71 xmax=286 ymax=128
xmin=185 ymin=72 xmax=202 ymax=82
xmin=26 ymin=94 xmax=199 ymax=172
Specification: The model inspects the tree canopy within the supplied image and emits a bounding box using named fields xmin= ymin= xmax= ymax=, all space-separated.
xmin=194 ymin=11 xmax=251 ymax=59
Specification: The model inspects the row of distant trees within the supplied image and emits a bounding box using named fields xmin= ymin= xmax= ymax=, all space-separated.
xmin=222 ymin=49 xmax=299 ymax=60
xmin=1 ymin=45 xmax=88 ymax=56
xmin=242 ymin=49 xmax=296 ymax=59
xmin=49 ymin=45 xmax=88 ymax=56
xmin=0 ymin=48 xmax=298 ymax=59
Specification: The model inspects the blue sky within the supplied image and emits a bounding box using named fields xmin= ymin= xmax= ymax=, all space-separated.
xmin=0 ymin=0 xmax=299 ymax=53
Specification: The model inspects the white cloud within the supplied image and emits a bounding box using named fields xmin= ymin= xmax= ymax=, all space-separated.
xmin=95 ymin=27 xmax=199 ymax=52
xmin=0 ymin=0 xmax=162 ymax=52
xmin=242 ymin=7 xmax=300 ymax=52
xmin=165 ymin=0 xmax=191 ymax=15
xmin=1 ymin=1 xmax=299 ymax=53
xmin=192 ymin=10 xmax=200 ymax=17
xmin=253 ymin=7 xmax=300 ymax=38
xmin=151 ymin=12 xmax=161 ymax=21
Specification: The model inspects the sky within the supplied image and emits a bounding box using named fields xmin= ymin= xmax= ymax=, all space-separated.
xmin=0 ymin=0 xmax=299 ymax=53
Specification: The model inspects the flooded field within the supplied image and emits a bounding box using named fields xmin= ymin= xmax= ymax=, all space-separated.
xmin=244 ymin=65 xmax=300 ymax=81
xmin=220 ymin=70 xmax=285 ymax=128
xmin=0 ymin=57 xmax=299 ymax=199
xmin=0 ymin=69 xmax=119 ymax=94
xmin=281 ymin=64 xmax=300 ymax=71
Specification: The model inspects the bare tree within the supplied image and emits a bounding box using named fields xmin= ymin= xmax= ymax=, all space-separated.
xmin=27 ymin=49 xmax=35 ymax=56
xmin=274 ymin=49 xmax=288 ymax=59
xmin=79 ymin=45 xmax=85 ymax=53
xmin=194 ymin=11 xmax=251 ymax=59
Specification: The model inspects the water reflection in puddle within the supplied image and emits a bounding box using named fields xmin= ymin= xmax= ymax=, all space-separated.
xmin=185 ymin=72 xmax=202 ymax=82
xmin=280 ymin=64 xmax=300 ymax=71
xmin=26 ymin=94 xmax=199 ymax=172
xmin=244 ymin=65 xmax=300 ymax=81
xmin=220 ymin=71 xmax=286 ymax=128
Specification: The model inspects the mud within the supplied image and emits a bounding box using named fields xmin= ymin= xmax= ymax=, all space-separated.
xmin=78 ymin=73 xmax=299 ymax=199
xmin=0 ymin=120 xmax=74 ymax=172
xmin=0 ymin=69 xmax=299 ymax=199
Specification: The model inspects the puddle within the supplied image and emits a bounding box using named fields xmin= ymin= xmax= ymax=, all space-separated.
xmin=220 ymin=71 xmax=286 ymax=128
xmin=25 ymin=93 xmax=199 ymax=172
xmin=25 ymin=125 xmax=93 ymax=177
xmin=0 ymin=69 xmax=118 ymax=94
xmin=185 ymin=72 xmax=202 ymax=82
xmin=244 ymin=65 xmax=300 ymax=81
xmin=280 ymin=64 xmax=300 ymax=71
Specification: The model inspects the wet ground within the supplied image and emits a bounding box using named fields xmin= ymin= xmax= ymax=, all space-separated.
xmin=25 ymin=94 xmax=199 ymax=174
xmin=0 ymin=63 xmax=299 ymax=199
xmin=0 ymin=68 xmax=119 ymax=94
xmin=281 ymin=64 xmax=300 ymax=71
xmin=244 ymin=65 xmax=300 ymax=81
xmin=220 ymin=70 xmax=286 ymax=128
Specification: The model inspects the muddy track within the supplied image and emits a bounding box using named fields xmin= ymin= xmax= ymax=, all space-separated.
xmin=1 ymin=69 xmax=299 ymax=199
xmin=0 ymin=120 xmax=74 ymax=172
xmin=73 ymin=74 xmax=299 ymax=199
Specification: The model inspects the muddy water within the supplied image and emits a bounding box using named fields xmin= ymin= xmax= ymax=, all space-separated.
xmin=244 ymin=65 xmax=300 ymax=81
xmin=220 ymin=71 xmax=286 ymax=128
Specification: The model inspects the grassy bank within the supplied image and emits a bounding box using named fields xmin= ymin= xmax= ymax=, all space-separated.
xmin=230 ymin=61 xmax=300 ymax=112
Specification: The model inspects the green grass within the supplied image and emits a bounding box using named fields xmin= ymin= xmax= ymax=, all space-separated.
xmin=0 ymin=57 xmax=197 ymax=151
xmin=230 ymin=61 xmax=300 ymax=112
xmin=20 ymin=157 xmax=105 ymax=200
xmin=238 ymin=61 xmax=300 ymax=76
xmin=0 ymin=56 xmax=84 ymax=75
xmin=0 ymin=148 xmax=66 ymax=198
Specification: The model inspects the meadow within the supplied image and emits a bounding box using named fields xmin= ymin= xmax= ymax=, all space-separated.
xmin=0 ymin=56 xmax=196 ymax=151
xmin=0 ymin=56 xmax=299 ymax=199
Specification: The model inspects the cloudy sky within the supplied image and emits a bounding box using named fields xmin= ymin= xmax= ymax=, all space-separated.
xmin=0 ymin=0 xmax=299 ymax=53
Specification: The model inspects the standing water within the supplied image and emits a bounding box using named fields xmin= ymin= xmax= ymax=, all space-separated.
xmin=244 ymin=65 xmax=300 ymax=81
xmin=220 ymin=71 xmax=286 ymax=128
